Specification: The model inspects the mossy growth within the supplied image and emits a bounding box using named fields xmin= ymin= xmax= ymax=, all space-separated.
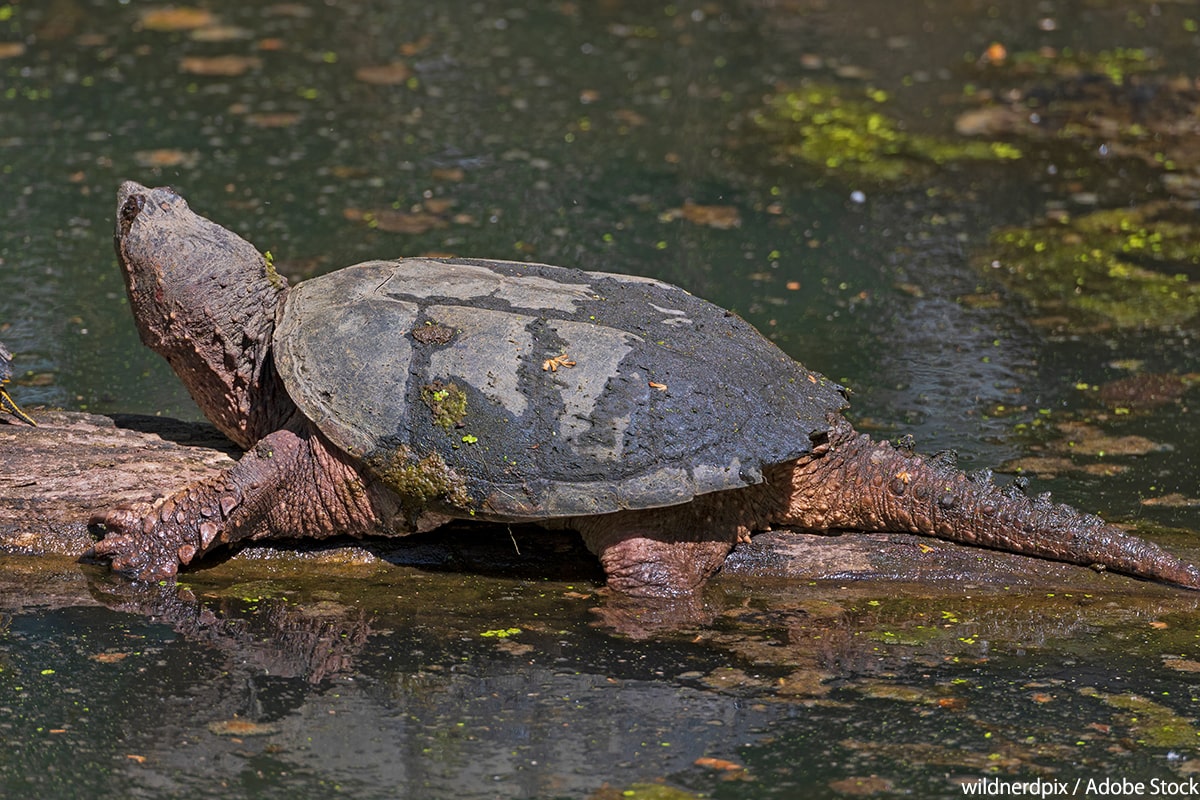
xmin=208 ymin=580 xmax=290 ymax=602
xmin=960 ymin=46 xmax=1184 ymax=175
xmin=1079 ymin=686 xmax=1200 ymax=748
xmin=979 ymin=46 xmax=1161 ymax=88
xmin=371 ymin=446 xmax=471 ymax=514
xmin=751 ymin=82 xmax=1020 ymax=183
xmin=981 ymin=201 xmax=1200 ymax=330
xmin=420 ymin=380 xmax=468 ymax=431
xmin=263 ymin=250 xmax=286 ymax=291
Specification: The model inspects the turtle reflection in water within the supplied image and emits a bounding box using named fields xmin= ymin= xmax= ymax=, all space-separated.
xmin=0 ymin=342 xmax=35 ymax=426
xmin=89 ymin=182 xmax=1200 ymax=596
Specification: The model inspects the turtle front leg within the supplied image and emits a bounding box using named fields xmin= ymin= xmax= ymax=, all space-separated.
xmin=90 ymin=474 xmax=243 ymax=580
xmin=89 ymin=421 xmax=377 ymax=581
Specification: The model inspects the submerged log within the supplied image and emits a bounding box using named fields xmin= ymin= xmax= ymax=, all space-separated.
xmin=0 ymin=411 xmax=1184 ymax=592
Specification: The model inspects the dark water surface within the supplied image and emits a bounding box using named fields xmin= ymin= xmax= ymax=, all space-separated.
xmin=2 ymin=1 xmax=1200 ymax=798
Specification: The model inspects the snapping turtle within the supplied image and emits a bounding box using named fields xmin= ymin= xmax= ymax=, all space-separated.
xmin=0 ymin=342 xmax=36 ymax=426
xmin=91 ymin=182 xmax=1200 ymax=595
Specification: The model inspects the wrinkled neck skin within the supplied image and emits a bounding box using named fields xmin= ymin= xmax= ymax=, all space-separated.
xmin=115 ymin=182 xmax=294 ymax=449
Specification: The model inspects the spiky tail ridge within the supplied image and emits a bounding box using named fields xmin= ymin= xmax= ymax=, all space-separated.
xmin=781 ymin=418 xmax=1200 ymax=590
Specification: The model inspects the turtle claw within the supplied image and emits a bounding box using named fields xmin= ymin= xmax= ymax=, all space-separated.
xmin=89 ymin=470 xmax=250 ymax=581
xmin=88 ymin=504 xmax=185 ymax=582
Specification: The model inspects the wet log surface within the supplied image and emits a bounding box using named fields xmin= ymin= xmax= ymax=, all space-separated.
xmin=0 ymin=412 xmax=238 ymax=555
xmin=0 ymin=410 xmax=1181 ymax=593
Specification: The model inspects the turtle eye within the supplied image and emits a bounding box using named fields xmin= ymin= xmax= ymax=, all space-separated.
xmin=119 ymin=193 xmax=146 ymax=237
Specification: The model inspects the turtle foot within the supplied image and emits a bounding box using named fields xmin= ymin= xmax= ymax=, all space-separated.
xmin=88 ymin=502 xmax=199 ymax=581
xmin=87 ymin=472 xmax=246 ymax=580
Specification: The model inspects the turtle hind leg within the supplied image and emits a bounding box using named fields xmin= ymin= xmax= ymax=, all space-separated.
xmin=88 ymin=420 xmax=376 ymax=581
xmin=572 ymin=505 xmax=752 ymax=597
xmin=0 ymin=388 xmax=36 ymax=426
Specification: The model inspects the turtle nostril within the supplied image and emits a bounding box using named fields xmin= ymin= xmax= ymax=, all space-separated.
xmin=119 ymin=193 xmax=147 ymax=237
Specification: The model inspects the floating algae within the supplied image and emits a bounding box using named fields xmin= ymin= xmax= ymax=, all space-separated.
xmin=981 ymin=201 xmax=1200 ymax=330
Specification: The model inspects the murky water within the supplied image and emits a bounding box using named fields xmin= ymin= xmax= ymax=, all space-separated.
xmin=2 ymin=1 xmax=1199 ymax=797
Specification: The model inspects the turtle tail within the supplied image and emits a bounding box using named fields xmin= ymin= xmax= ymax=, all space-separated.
xmin=778 ymin=417 xmax=1200 ymax=590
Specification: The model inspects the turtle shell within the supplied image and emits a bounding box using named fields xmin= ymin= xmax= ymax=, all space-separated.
xmin=273 ymin=258 xmax=847 ymax=520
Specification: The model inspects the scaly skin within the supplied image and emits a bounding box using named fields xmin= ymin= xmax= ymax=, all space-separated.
xmin=777 ymin=418 xmax=1200 ymax=589
xmin=90 ymin=418 xmax=382 ymax=580
xmin=90 ymin=182 xmax=1200 ymax=595
xmin=573 ymin=417 xmax=1200 ymax=596
xmin=113 ymin=183 xmax=291 ymax=448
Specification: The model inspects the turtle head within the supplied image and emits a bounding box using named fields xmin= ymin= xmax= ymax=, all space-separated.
xmin=115 ymin=182 xmax=293 ymax=448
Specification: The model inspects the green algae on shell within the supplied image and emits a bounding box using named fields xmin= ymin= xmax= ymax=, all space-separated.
xmin=420 ymin=380 xmax=468 ymax=431
xmin=369 ymin=446 xmax=471 ymax=517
